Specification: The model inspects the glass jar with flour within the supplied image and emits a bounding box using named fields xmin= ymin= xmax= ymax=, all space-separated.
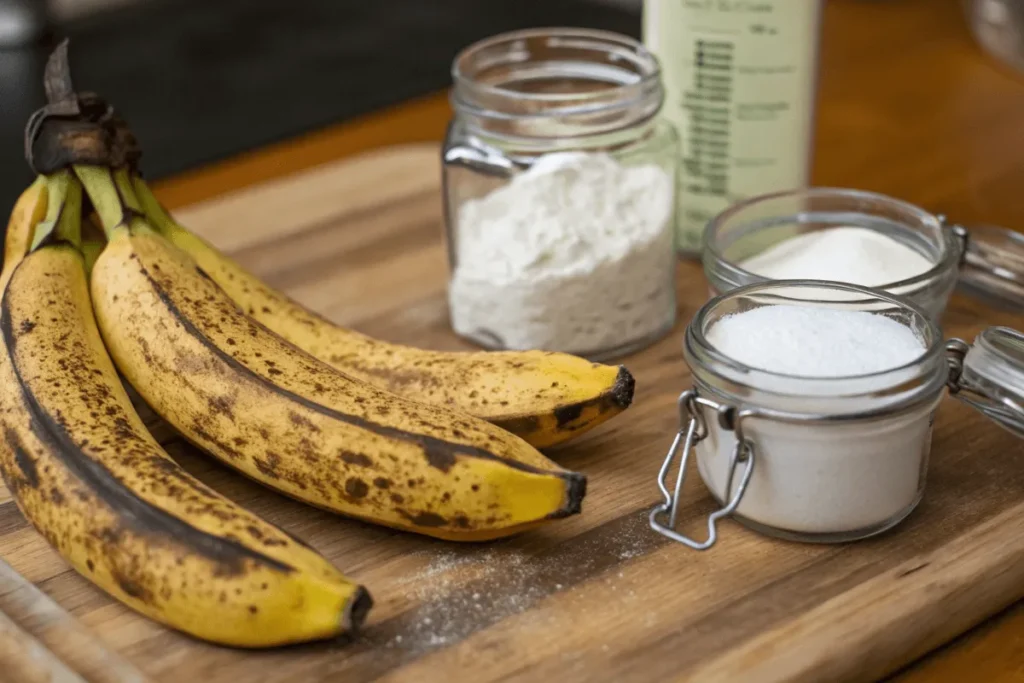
xmin=442 ymin=28 xmax=680 ymax=360
xmin=702 ymin=187 xmax=1024 ymax=317
xmin=649 ymin=280 xmax=1024 ymax=550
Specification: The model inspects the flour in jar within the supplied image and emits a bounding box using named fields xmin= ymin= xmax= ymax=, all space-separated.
xmin=447 ymin=152 xmax=675 ymax=356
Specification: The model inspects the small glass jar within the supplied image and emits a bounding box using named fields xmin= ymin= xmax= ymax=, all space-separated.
xmin=442 ymin=28 xmax=680 ymax=360
xmin=649 ymin=280 xmax=1024 ymax=550
xmin=702 ymin=188 xmax=1024 ymax=318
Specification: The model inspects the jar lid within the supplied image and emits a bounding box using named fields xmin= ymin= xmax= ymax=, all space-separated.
xmin=950 ymin=327 xmax=1024 ymax=437
xmin=955 ymin=223 xmax=1024 ymax=312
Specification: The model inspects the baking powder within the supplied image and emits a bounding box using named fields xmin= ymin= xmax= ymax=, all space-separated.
xmin=697 ymin=304 xmax=936 ymax=535
xmin=447 ymin=151 xmax=675 ymax=356
xmin=739 ymin=226 xmax=935 ymax=286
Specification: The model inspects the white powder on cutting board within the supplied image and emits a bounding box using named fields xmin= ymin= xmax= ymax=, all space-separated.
xmin=447 ymin=151 xmax=675 ymax=355
xmin=738 ymin=226 xmax=935 ymax=287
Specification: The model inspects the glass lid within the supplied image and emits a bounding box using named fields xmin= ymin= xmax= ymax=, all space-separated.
xmin=954 ymin=326 xmax=1024 ymax=437
xmin=956 ymin=223 xmax=1024 ymax=312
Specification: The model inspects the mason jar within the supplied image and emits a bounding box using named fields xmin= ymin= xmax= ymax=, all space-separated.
xmin=649 ymin=280 xmax=1024 ymax=550
xmin=442 ymin=28 xmax=680 ymax=360
xmin=702 ymin=188 xmax=1024 ymax=318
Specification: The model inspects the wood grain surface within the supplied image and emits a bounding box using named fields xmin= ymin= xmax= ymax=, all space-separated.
xmin=0 ymin=141 xmax=1020 ymax=682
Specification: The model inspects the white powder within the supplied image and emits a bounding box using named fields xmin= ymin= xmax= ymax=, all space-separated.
xmin=696 ymin=304 xmax=937 ymax=536
xmin=706 ymin=305 xmax=926 ymax=377
xmin=739 ymin=226 xmax=935 ymax=287
xmin=448 ymin=151 xmax=675 ymax=355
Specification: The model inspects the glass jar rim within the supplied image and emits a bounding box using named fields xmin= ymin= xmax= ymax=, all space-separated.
xmin=685 ymin=279 xmax=947 ymax=400
xmin=450 ymin=27 xmax=663 ymax=131
xmin=703 ymin=187 xmax=962 ymax=293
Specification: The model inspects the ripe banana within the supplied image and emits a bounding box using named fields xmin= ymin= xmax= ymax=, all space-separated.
xmin=0 ymin=172 xmax=370 ymax=647
xmin=80 ymin=167 xmax=586 ymax=541
xmin=3 ymin=177 xmax=48 ymax=278
xmin=130 ymin=175 xmax=634 ymax=448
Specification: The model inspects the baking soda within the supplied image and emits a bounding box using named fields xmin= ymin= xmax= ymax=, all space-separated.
xmin=739 ymin=226 xmax=935 ymax=286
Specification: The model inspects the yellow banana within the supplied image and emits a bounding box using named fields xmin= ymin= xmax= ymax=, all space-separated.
xmin=80 ymin=166 xmax=586 ymax=541
xmin=130 ymin=175 xmax=634 ymax=448
xmin=0 ymin=172 xmax=370 ymax=647
xmin=3 ymin=177 xmax=48 ymax=280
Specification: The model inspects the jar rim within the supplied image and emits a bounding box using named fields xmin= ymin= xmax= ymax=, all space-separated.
xmin=450 ymin=27 xmax=663 ymax=137
xmin=685 ymin=279 xmax=947 ymax=399
xmin=452 ymin=27 xmax=661 ymax=103
xmin=703 ymin=187 xmax=961 ymax=293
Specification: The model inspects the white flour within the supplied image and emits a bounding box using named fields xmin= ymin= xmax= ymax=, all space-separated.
xmin=739 ymin=226 xmax=935 ymax=286
xmin=448 ymin=152 xmax=675 ymax=356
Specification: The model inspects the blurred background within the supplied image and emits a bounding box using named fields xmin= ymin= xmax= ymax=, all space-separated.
xmin=0 ymin=0 xmax=643 ymax=214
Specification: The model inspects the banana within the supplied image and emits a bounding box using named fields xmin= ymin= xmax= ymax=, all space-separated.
xmin=0 ymin=172 xmax=371 ymax=647
xmin=3 ymin=177 xmax=48 ymax=280
xmin=130 ymin=175 xmax=634 ymax=448
xmin=79 ymin=166 xmax=586 ymax=541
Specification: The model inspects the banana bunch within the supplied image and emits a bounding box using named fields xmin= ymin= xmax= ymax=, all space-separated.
xmin=0 ymin=41 xmax=633 ymax=648
xmin=0 ymin=172 xmax=370 ymax=647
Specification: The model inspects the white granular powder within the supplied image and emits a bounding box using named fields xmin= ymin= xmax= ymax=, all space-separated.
xmin=448 ymin=151 xmax=675 ymax=355
xmin=706 ymin=305 xmax=926 ymax=377
xmin=739 ymin=226 xmax=935 ymax=287
xmin=697 ymin=304 xmax=936 ymax=536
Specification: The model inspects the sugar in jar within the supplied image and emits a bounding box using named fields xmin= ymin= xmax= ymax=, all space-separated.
xmin=702 ymin=188 xmax=1024 ymax=318
xmin=650 ymin=280 xmax=1024 ymax=550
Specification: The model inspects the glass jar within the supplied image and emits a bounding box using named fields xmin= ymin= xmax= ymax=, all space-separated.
xmin=442 ymin=28 xmax=680 ymax=360
xmin=702 ymin=188 xmax=1024 ymax=318
xmin=649 ymin=280 xmax=1024 ymax=550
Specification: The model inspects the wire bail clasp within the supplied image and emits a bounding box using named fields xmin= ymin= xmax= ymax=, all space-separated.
xmin=649 ymin=390 xmax=756 ymax=550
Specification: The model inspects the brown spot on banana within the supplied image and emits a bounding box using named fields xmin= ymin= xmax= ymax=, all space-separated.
xmin=289 ymin=410 xmax=321 ymax=433
xmin=112 ymin=569 xmax=153 ymax=602
xmin=398 ymin=510 xmax=448 ymax=527
xmin=344 ymin=478 xmax=369 ymax=498
xmin=4 ymin=427 xmax=39 ymax=488
xmin=340 ymin=451 xmax=372 ymax=467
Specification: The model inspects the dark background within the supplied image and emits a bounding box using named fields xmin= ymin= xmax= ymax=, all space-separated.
xmin=1 ymin=0 xmax=638 ymax=216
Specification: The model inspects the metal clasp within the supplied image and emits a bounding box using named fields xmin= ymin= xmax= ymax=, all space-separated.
xmin=649 ymin=390 xmax=756 ymax=551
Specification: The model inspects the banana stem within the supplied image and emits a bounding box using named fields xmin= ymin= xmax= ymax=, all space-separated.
xmin=112 ymin=167 xmax=143 ymax=214
xmin=80 ymin=240 xmax=103 ymax=276
xmin=131 ymin=175 xmax=177 ymax=234
xmin=73 ymin=165 xmax=127 ymax=237
xmin=30 ymin=171 xmax=69 ymax=251
xmin=53 ymin=179 xmax=82 ymax=247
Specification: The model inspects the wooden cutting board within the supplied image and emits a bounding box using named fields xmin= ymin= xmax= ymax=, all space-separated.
xmin=1 ymin=143 xmax=1023 ymax=683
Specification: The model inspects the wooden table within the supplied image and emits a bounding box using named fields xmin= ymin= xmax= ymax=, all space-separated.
xmin=4 ymin=0 xmax=1021 ymax=680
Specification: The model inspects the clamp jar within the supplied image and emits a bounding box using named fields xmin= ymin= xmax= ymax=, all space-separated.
xmin=649 ymin=280 xmax=1024 ymax=550
xmin=442 ymin=28 xmax=680 ymax=360
xmin=702 ymin=188 xmax=1024 ymax=317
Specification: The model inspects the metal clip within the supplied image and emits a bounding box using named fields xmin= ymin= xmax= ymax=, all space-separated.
xmin=945 ymin=338 xmax=969 ymax=393
xmin=649 ymin=390 xmax=756 ymax=551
